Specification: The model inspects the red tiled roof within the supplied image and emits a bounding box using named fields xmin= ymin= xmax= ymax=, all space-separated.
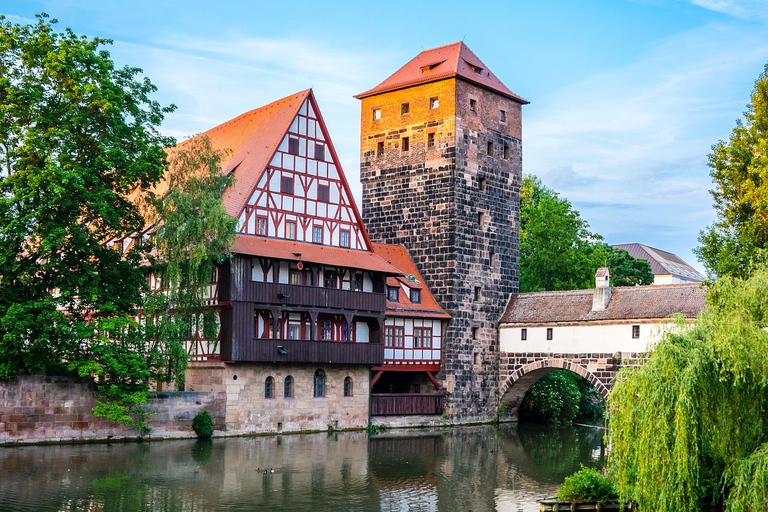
xmin=371 ymin=243 xmax=450 ymax=319
xmin=500 ymin=283 xmax=706 ymax=325
xmin=235 ymin=235 xmax=400 ymax=274
xmin=355 ymin=42 xmax=528 ymax=104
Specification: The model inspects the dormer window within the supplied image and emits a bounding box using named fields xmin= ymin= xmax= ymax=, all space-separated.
xmin=387 ymin=286 xmax=399 ymax=302
xmin=420 ymin=61 xmax=445 ymax=73
xmin=410 ymin=289 xmax=421 ymax=303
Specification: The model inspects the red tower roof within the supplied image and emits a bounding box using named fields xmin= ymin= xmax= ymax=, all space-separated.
xmin=355 ymin=42 xmax=528 ymax=103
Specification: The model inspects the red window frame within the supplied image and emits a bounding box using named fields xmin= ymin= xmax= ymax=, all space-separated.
xmin=340 ymin=229 xmax=350 ymax=248
xmin=413 ymin=327 xmax=433 ymax=349
xmin=285 ymin=220 xmax=297 ymax=240
xmin=256 ymin=215 xmax=268 ymax=236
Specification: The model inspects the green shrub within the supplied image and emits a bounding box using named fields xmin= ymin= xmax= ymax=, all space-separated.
xmin=192 ymin=411 xmax=214 ymax=438
xmin=557 ymin=466 xmax=618 ymax=503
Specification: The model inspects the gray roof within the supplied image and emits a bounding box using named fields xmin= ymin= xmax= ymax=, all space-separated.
xmin=500 ymin=283 xmax=706 ymax=325
xmin=613 ymin=243 xmax=705 ymax=282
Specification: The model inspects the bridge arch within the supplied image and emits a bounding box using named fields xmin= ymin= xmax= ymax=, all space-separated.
xmin=499 ymin=359 xmax=610 ymax=419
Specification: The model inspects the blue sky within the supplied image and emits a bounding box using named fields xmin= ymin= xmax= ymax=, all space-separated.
xmin=3 ymin=0 xmax=768 ymax=273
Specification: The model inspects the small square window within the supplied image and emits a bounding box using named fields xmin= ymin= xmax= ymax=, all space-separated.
xmin=315 ymin=143 xmax=325 ymax=161
xmin=474 ymin=286 xmax=482 ymax=301
xmin=281 ymin=176 xmax=294 ymax=195
xmin=487 ymin=141 xmax=493 ymax=156
xmin=429 ymin=97 xmax=439 ymax=109
xmin=340 ymin=230 xmax=350 ymax=248
xmin=288 ymin=137 xmax=299 ymax=155
xmin=402 ymin=136 xmax=409 ymax=152
xmin=312 ymin=225 xmax=323 ymax=244
xmin=372 ymin=108 xmax=381 ymax=121
xmin=500 ymin=109 xmax=506 ymax=122
xmin=401 ymin=103 xmax=410 ymax=115
xmin=469 ymin=99 xmax=477 ymax=112
xmin=410 ymin=289 xmax=421 ymax=303
xmin=387 ymin=286 xmax=399 ymax=302
xmin=317 ymin=184 xmax=330 ymax=202
xmin=503 ymin=144 xmax=510 ymax=160
xmin=632 ymin=325 xmax=640 ymax=338
xmin=427 ymin=132 xmax=435 ymax=148
xmin=547 ymin=328 xmax=553 ymax=341
xmin=479 ymin=177 xmax=487 ymax=191
xmin=285 ymin=221 xmax=297 ymax=240
xmin=377 ymin=141 xmax=384 ymax=156
xmin=521 ymin=328 xmax=527 ymax=341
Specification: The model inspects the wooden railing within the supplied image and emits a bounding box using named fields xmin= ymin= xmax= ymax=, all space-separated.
xmin=233 ymin=338 xmax=384 ymax=365
xmin=233 ymin=281 xmax=386 ymax=313
xmin=370 ymin=393 xmax=444 ymax=416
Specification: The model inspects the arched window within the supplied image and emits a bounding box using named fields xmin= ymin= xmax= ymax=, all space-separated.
xmin=344 ymin=376 xmax=353 ymax=397
xmin=265 ymin=376 xmax=274 ymax=399
xmin=313 ymin=369 xmax=325 ymax=398
xmin=284 ymin=375 xmax=294 ymax=398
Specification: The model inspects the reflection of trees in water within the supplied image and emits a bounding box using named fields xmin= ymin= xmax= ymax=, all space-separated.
xmin=498 ymin=423 xmax=605 ymax=483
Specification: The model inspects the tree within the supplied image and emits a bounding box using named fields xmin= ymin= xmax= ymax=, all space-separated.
xmin=0 ymin=14 xmax=175 ymax=379
xmin=604 ymin=246 xmax=654 ymax=287
xmin=608 ymin=266 xmax=768 ymax=511
xmin=695 ymin=63 xmax=768 ymax=279
xmin=141 ymin=136 xmax=236 ymax=389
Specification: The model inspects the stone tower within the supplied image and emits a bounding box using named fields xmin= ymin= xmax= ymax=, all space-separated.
xmin=355 ymin=42 xmax=527 ymax=421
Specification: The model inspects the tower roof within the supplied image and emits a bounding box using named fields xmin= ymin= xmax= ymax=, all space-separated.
xmin=354 ymin=42 xmax=528 ymax=103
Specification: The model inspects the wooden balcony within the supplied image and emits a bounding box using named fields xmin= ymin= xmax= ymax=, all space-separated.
xmin=234 ymin=281 xmax=386 ymax=313
xmin=232 ymin=338 xmax=384 ymax=365
xmin=370 ymin=393 xmax=444 ymax=416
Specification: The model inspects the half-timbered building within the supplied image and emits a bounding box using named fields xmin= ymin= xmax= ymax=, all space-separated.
xmin=176 ymin=89 xmax=404 ymax=432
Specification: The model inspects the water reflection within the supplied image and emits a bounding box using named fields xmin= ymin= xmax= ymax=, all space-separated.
xmin=0 ymin=424 xmax=604 ymax=512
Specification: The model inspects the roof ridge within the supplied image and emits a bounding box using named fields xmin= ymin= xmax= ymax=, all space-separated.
xmin=419 ymin=41 xmax=463 ymax=53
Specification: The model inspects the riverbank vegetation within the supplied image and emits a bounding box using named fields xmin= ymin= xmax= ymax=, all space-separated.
xmin=519 ymin=370 xmax=605 ymax=427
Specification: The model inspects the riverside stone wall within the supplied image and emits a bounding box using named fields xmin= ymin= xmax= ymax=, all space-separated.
xmin=0 ymin=375 xmax=225 ymax=445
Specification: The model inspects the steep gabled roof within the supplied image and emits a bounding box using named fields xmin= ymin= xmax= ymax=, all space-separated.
xmin=613 ymin=243 xmax=705 ymax=282
xmin=372 ymin=243 xmax=450 ymax=319
xmin=500 ymin=284 xmax=706 ymax=325
xmin=355 ymin=42 xmax=528 ymax=103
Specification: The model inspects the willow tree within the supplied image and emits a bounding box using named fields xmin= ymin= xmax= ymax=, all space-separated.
xmin=142 ymin=136 xmax=236 ymax=389
xmin=608 ymin=266 xmax=768 ymax=511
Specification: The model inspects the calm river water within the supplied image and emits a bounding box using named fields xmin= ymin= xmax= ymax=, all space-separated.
xmin=0 ymin=423 xmax=605 ymax=512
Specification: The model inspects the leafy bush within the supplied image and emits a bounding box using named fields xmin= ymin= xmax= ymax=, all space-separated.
xmin=557 ymin=466 xmax=618 ymax=503
xmin=192 ymin=411 xmax=214 ymax=438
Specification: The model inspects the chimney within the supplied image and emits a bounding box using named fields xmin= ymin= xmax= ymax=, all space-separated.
xmin=592 ymin=267 xmax=611 ymax=312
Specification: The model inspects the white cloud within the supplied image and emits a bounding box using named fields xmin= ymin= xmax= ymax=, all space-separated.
xmin=524 ymin=21 xmax=768 ymax=271
xmin=683 ymin=0 xmax=768 ymax=20
xmin=0 ymin=13 xmax=36 ymax=24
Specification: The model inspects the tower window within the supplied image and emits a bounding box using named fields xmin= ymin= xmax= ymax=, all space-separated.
xmin=281 ymin=176 xmax=294 ymax=195
xmin=487 ymin=141 xmax=493 ymax=156
xmin=503 ymin=144 xmax=510 ymax=160
xmin=479 ymin=177 xmax=487 ymax=191
xmin=429 ymin=97 xmax=439 ymax=109
xmin=317 ymin=184 xmax=330 ymax=202
xmin=478 ymin=211 xmax=485 ymax=225
xmin=547 ymin=328 xmax=554 ymax=340
xmin=402 ymin=136 xmax=409 ymax=152
xmin=469 ymin=99 xmax=477 ymax=112
xmin=372 ymin=108 xmax=381 ymax=121
xmin=632 ymin=325 xmax=640 ymax=338
xmin=474 ymin=286 xmax=482 ymax=301
xmin=315 ymin=143 xmax=325 ymax=161
xmin=377 ymin=141 xmax=384 ymax=157
xmin=401 ymin=102 xmax=410 ymax=115
xmin=288 ymin=137 xmax=299 ymax=155
xmin=472 ymin=327 xmax=479 ymax=340
xmin=474 ymin=352 xmax=481 ymax=364
xmin=427 ymin=132 xmax=435 ymax=149
xmin=500 ymin=109 xmax=506 ymax=122
xmin=489 ymin=250 xmax=496 ymax=266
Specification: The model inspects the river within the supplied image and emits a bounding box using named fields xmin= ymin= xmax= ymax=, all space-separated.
xmin=0 ymin=423 xmax=606 ymax=512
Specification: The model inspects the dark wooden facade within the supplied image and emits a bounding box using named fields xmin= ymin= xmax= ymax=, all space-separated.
xmin=218 ymin=255 xmax=387 ymax=365
xmin=370 ymin=393 xmax=444 ymax=416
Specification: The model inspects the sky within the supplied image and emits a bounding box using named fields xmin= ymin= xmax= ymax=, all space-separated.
xmin=3 ymin=0 xmax=768 ymax=274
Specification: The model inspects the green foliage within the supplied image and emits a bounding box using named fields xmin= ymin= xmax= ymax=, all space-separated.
xmin=142 ymin=136 xmax=236 ymax=389
xmin=557 ymin=466 xmax=618 ymax=503
xmin=605 ymin=246 xmax=654 ymax=287
xmin=192 ymin=411 xmax=214 ymax=439
xmin=520 ymin=370 xmax=582 ymax=426
xmin=366 ymin=423 xmax=388 ymax=435
xmin=0 ymin=13 xmax=174 ymax=378
xmin=695 ymin=63 xmax=768 ymax=279
xmin=519 ymin=176 xmax=652 ymax=292
xmin=609 ymin=266 xmax=768 ymax=511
